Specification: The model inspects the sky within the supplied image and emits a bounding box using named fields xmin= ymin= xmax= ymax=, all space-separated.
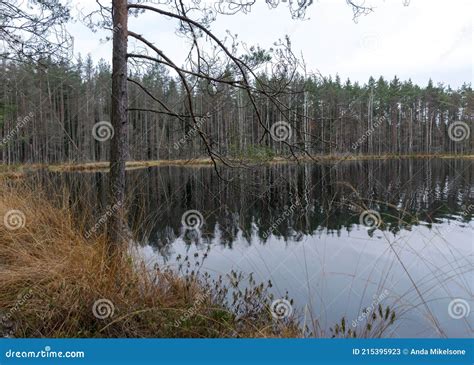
xmin=69 ymin=0 xmax=473 ymax=88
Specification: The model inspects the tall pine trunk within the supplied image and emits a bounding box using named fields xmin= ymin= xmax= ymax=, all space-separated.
xmin=107 ymin=0 xmax=128 ymax=248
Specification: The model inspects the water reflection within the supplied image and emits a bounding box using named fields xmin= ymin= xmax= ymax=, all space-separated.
xmin=43 ymin=158 xmax=473 ymax=337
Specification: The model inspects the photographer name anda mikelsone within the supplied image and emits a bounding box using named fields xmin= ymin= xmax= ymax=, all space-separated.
xmin=410 ymin=348 xmax=466 ymax=356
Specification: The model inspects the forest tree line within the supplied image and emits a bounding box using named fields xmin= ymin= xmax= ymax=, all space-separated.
xmin=0 ymin=56 xmax=472 ymax=164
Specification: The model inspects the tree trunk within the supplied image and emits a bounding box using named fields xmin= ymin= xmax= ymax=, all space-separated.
xmin=107 ymin=0 xmax=129 ymax=248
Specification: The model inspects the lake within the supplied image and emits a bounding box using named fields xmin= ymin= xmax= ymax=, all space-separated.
xmin=44 ymin=158 xmax=473 ymax=338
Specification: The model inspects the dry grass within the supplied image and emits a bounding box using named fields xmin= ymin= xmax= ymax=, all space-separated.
xmin=0 ymin=181 xmax=300 ymax=338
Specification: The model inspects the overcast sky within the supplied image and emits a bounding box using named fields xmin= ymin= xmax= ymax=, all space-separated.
xmin=69 ymin=0 xmax=472 ymax=88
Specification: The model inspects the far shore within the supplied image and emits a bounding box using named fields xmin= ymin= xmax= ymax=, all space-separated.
xmin=1 ymin=153 xmax=473 ymax=177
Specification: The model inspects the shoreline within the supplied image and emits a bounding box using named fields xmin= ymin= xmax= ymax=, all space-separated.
xmin=1 ymin=153 xmax=472 ymax=177
xmin=0 ymin=181 xmax=301 ymax=338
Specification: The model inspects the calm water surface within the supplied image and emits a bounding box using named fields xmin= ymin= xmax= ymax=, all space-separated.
xmin=47 ymin=158 xmax=473 ymax=337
